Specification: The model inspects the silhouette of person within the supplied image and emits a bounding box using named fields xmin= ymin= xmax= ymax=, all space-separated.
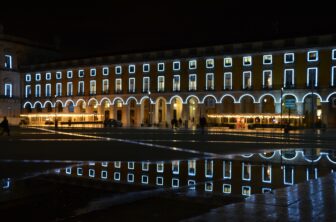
xmin=0 ymin=116 xmax=10 ymax=136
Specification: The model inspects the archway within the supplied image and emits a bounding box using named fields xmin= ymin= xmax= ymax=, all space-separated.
xmin=326 ymin=93 xmax=336 ymax=127
xmin=170 ymin=97 xmax=183 ymax=125
xmin=114 ymin=99 xmax=123 ymax=122
xmin=155 ymin=97 xmax=167 ymax=126
xmin=140 ymin=98 xmax=150 ymax=126
xmin=222 ymin=96 xmax=235 ymax=113
xmin=128 ymin=98 xmax=137 ymax=126
xmin=187 ymin=97 xmax=199 ymax=126
xmin=102 ymin=100 xmax=111 ymax=121
xmin=241 ymin=96 xmax=255 ymax=113
xmin=45 ymin=102 xmax=52 ymax=113
xmin=261 ymin=95 xmax=275 ymax=113
xmin=303 ymin=94 xmax=321 ymax=128
xmin=88 ymin=99 xmax=98 ymax=121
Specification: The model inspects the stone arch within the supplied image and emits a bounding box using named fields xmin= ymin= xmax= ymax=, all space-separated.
xmin=155 ymin=97 xmax=168 ymax=125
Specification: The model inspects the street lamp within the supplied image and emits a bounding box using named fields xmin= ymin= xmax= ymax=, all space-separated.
xmin=148 ymin=91 xmax=151 ymax=126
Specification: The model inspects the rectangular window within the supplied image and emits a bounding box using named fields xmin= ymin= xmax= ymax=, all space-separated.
xmin=205 ymin=160 xmax=213 ymax=178
xmin=188 ymin=160 xmax=196 ymax=176
xmin=332 ymin=66 xmax=336 ymax=86
xmin=157 ymin=76 xmax=165 ymax=92
xmin=172 ymin=160 xmax=179 ymax=175
xmin=115 ymin=66 xmax=122 ymax=74
xmin=4 ymin=84 xmax=12 ymax=97
xmin=25 ymin=85 xmax=31 ymax=98
xmin=188 ymin=180 xmax=196 ymax=190
xmin=189 ymin=74 xmax=197 ymax=91
xmin=224 ymin=57 xmax=232 ymax=67
xmin=173 ymin=61 xmax=180 ymax=70
xmin=90 ymin=68 xmax=96 ymax=76
xmin=223 ymin=184 xmax=231 ymax=194
xmin=114 ymin=161 xmax=121 ymax=168
xmin=35 ymin=84 xmax=41 ymax=97
xmin=128 ymin=162 xmax=135 ymax=170
xmin=284 ymin=53 xmax=295 ymax=63
xmin=129 ymin=78 xmax=135 ymax=93
xmin=223 ymin=161 xmax=232 ymax=179
xmin=224 ymin=72 xmax=232 ymax=90
xmin=141 ymin=175 xmax=149 ymax=184
xmin=102 ymin=79 xmax=109 ymax=93
xmin=263 ymin=55 xmax=272 ymax=64
xmin=115 ymin=78 xmax=122 ymax=92
xmin=129 ymin=65 xmax=135 ymax=73
xmin=262 ymin=165 xmax=272 ymax=183
xmin=307 ymin=67 xmax=318 ymax=87
xmin=157 ymin=162 xmax=164 ymax=173
xmin=243 ymin=56 xmax=252 ymax=66
xmin=173 ymin=75 xmax=180 ymax=92
xmin=206 ymin=58 xmax=214 ymax=68
xmin=242 ymin=162 xmax=251 ymax=181
xmin=158 ymin=63 xmax=165 ymax=71
xmin=67 ymin=82 xmax=73 ymax=96
xmin=46 ymin=72 xmax=51 ymax=80
xmin=35 ymin=73 xmax=41 ymax=81
xmin=242 ymin=186 xmax=251 ymax=196
xmin=143 ymin=64 xmax=150 ymax=72
xmin=67 ymin=70 xmax=73 ymax=79
xmin=45 ymin=84 xmax=51 ymax=97
xmin=332 ymin=49 xmax=336 ymax=60
xmin=172 ymin=178 xmax=179 ymax=188
xmin=25 ymin=74 xmax=31 ymax=82
xmin=143 ymin=77 xmax=150 ymax=93
xmin=56 ymin=71 xmax=62 ymax=80
xmin=90 ymin=80 xmax=96 ymax=95
xmin=205 ymin=182 xmax=213 ymax=192
xmin=307 ymin=50 xmax=318 ymax=62
xmin=103 ymin=67 xmax=109 ymax=75
xmin=56 ymin=83 xmax=62 ymax=96
xmin=243 ymin=71 xmax=252 ymax=89
xmin=284 ymin=69 xmax=295 ymax=87
xmin=189 ymin=59 xmax=197 ymax=69
xmin=4 ymin=55 xmax=12 ymax=69
xmin=142 ymin=162 xmax=149 ymax=171
xmin=283 ymin=166 xmax=294 ymax=185
xmin=156 ymin=177 xmax=163 ymax=186
xmin=206 ymin=73 xmax=214 ymax=90
xmin=78 ymin=69 xmax=84 ymax=77
xmin=263 ymin=70 xmax=272 ymax=89
xmin=114 ymin=172 xmax=120 ymax=181
xmin=78 ymin=81 xmax=84 ymax=95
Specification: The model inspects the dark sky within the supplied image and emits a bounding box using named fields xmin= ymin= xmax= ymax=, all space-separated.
xmin=1 ymin=4 xmax=335 ymax=58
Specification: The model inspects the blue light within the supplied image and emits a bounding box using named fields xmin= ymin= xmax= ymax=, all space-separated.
xmin=101 ymin=170 xmax=108 ymax=179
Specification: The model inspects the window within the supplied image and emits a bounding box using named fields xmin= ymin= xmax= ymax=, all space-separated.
xmin=156 ymin=177 xmax=163 ymax=186
xmin=102 ymin=79 xmax=109 ymax=93
xmin=25 ymin=74 xmax=31 ymax=82
xmin=262 ymin=165 xmax=272 ymax=183
xmin=128 ymin=162 xmax=135 ymax=170
xmin=243 ymin=71 xmax=252 ymax=89
xmin=4 ymin=84 xmax=12 ymax=97
xmin=242 ymin=162 xmax=251 ymax=181
xmin=332 ymin=66 xmax=336 ymax=86
xmin=90 ymin=68 xmax=96 ymax=76
xmin=284 ymin=53 xmax=295 ymax=63
xmin=115 ymin=78 xmax=122 ymax=92
xmin=189 ymin=74 xmax=197 ymax=91
xmin=242 ymin=186 xmax=251 ymax=196
xmin=158 ymin=63 xmax=165 ymax=71
xmin=25 ymin=85 xmax=31 ymax=98
xmin=243 ymin=56 xmax=252 ymax=66
xmin=263 ymin=70 xmax=272 ymax=88
xmin=205 ymin=182 xmax=213 ymax=192
xmin=78 ymin=81 xmax=84 ymax=95
xmin=67 ymin=82 xmax=73 ymax=96
xmin=223 ymin=161 xmax=232 ymax=179
xmin=157 ymin=162 xmax=164 ymax=173
xmin=189 ymin=60 xmax=197 ymax=69
xmin=142 ymin=162 xmax=149 ymax=171
xmin=141 ymin=175 xmax=149 ymax=184
xmin=114 ymin=161 xmax=121 ymax=168
xmin=283 ymin=166 xmax=294 ymax=185
xmin=172 ymin=161 xmax=179 ymax=175
xmin=143 ymin=77 xmax=150 ymax=93
xmin=129 ymin=78 xmax=135 ymax=93
xmin=45 ymin=84 xmax=51 ymax=97
xmin=206 ymin=73 xmax=214 ymax=90
xmin=188 ymin=160 xmax=196 ymax=176
xmin=307 ymin=50 xmax=318 ymax=62
xmin=114 ymin=66 xmax=121 ymax=75
xmin=332 ymin=49 xmax=336 ymax=60
xmin=35 ymin=73 xmax=41 ymax=81
xmin=172 ymin=178 xmax=179 ymax=188
xmin=284 ymin=69 xmax=295 ymax=87
xmin=157 ymin=76 xmax=165 ymax=92
xmin=263 ymin=55 xmax=272 ymax=64
xmin=205 ymin=160 xmax=213 ymax=178
xmin=35 ymin=84 xmax=41 ymax=97
xmin=224 ymin=57 xmax=232 ymax=67
xmin=173 ymin=75 xmax=180 ymax=92
xmin=129 ymin=65 xmax=135 ymax=73
xmin=143 ymin=64 xmax=150 ymax=72
xmin=46 ymin=72 xmax=51 ymax=80
xmin=78 ymin=69 xmax=84 ymax=77
xmin=56 ymin=83 xmax=62 ymax=96
xmin=56 ymin=71 xmax=62 ymax=80
xmin=223 ymin=184 xmax=231 ymax=194
xmin=4 ymin=55 xmax=12 ymax=69
xmin=103 ymin=67 xmax=109 ymax=75
xmin=90 ymin=80 xmax=96 ymax=95
xmin=224 ymin=72 xmax=232 ymax=90
xmin=188 ymin=180 xmax=196 ymax=190
xmin=173 ymin=61 xmax=180 ymax=70
xmin=206 ymin=58 xmax=215 ymax=68
xmin=67 ymin=70 xmax=73 ymax=79
xmin=114 ymin=172 xmax=120 ymax=181
xmin=307 ymin=67 xmax=318 ymax=87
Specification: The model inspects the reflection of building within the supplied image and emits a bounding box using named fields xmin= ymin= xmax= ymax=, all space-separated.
xmin=56 ymin=150 xmax=336 ymax=197
xmin=3 ymin=34 xmax=336 ymax=127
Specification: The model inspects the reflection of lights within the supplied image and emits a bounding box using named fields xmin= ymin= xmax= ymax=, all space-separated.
xmin=208 ymin=113 xmax=303 ymax=119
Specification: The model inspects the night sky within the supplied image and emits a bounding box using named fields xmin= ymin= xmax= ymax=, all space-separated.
xmin=0 ymin=4 xmax=335 ymax=58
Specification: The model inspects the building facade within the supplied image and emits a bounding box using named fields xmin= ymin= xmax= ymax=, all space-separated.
xmin=2 ymin=34 xmax=336 ymax=128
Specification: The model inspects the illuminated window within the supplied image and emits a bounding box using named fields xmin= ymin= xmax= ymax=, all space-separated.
xmin=189 ymin=59 xmax=197 ymax=69
xmin=158 ymin=63 xmax=165 ymax=71
xmin=173 ymin=75 xmax=180 ymax=92
xmin=46 ymin=72 xmax=51 ymax=80
xmin=284 ymin=69 xmax=295 ymax=87
xmin=157 ymin=76 xmax=165 ymax=92
xmin=115 ymin=78 xmax=122 ymax=93
xmin=173 ymin=61 xmax=180 ymax=70
xmin=143 ymin=77 xmax=150 ymax=93
xmin=115 ymin=65 xmax=122 ymax=74
xmin=307 ymin=50 xmax=318 ymax=62
xmin=67 ymin=82 xmax=73 ymax=96
xmin=262 ymin=165 xmax=272 ymax=183
xmin=223 ymin=161 xmax=232 ymax=179
xmin=129 ymin=78 xmax=135 ymax=93
xmin=283 ymin=166 xmax=294 ymax=185
xmin=223 ymin=184 xmax=231 ymax=194
xmin=143 ymin=64 xmax=150 ymax=72
xmin=263 ymin=70 xmax=272 ymax=88
xmin=156 ymin=177 xmax=163 ymax=186
xmin=78 ymin=81 xmax=84 ymax=95
xmin=141 ymin=175 xmax=149 ymax=184
xmin=77 ymin=168 xmax=83 ymax=176
xmin=4 ymin=55 xmax=12 ymax=69
xmin=189 ymin=74 xmax=197 ymax=91
xmin=65 ymin=167 xmax=72 ymax=175
xmin=242 ymin=162 xmax=251 ymax=181
xmin=224 ymin=57 xmax=232 ymax=67
xmin=243 ymin=56 xmax=252 ymax=66
xmin=114 ymin=172 xmax=120 ymax=181
xmin=263 ymin=55 xmax=272 ymax=64
xmin=243 ymin=71 xmax=252 ymax=89
xmin=157 ymin=162 xmax=164 ymax=173
xmin=101 ymin=171 xmax=108 ymax=179
xmin=128 ymin=162 xmax=135 ymax=170
xmin=129 ymin=65 xmax=135 ymax=73
xmin=172 ymin=160 xmax=179 ymax=175
xmin=45 ymin=84 xmax=51 ymax=97
xmin=206 ymin=58 xmax=214 ymax=68
xmin=116 ymin=100 xmax=123 ymax=108
xmin=4 ymin=84 xmax=12 ymax=98
xmin=25 ymin=74 xmax=31 ymax=82
xmin=67 ymin=70 xmax=73 ymax=78
xmin=188 ymin=160 xmax=196 ymax=176
xmin=127 ymin=173 xmax=134 ymax=182
xmin=90 ymin=80 xmax=96 ymax=95
xmin=25 ymin=85 xmax=31 ymax=98
xmin=284 ymin=53 xmax=295 ymax=63
xmin=78 ymin=69 xmax=84 ymax=77
xmin=35 ymin=73 xmax=41 ymax=81
xmin=35 ymin=84 xmax=41 ymax=97
xmin=56 ymin=83 xmax=62 ymax=96
xmin=172 ymin=178 xmax=179 ymax=188
xmin=206 ymin=73 xmax=214 ymax=90
xmin=142 ymin=162 xmax=149 ymax=171
xmin=242 ymin=186 xmax=251 ymax=196
xmin=102 ymin=79 xmax=109 ymax=93
xmin=56 ymin=71 xmax=62 ymax=79
xmin=102 ymin=162 xmax=108 ymax=167
xmin=205 ymin=160 xmax=213 ymax=178
xmin=103 ymin=67 xmax=109 ymax=75
xmin=307 ymin=67 xmax=318 ymax=87
xmin=114 ymin=161 xmax=121 ymax=168
xmin=188 ymin=180 xmax=196 ymax=190
xmin=89 ymin=169 xmax=95 ymax=177
xmin=205 ymin=182 xmax=213 ymax=192
xmin=90 ymin=68 xmax=96 ymax=76
xmin=224 ymin=72 xmax=232 ymax=90
xmin=262 ymin=188 xmax=272 ymax=193
xmin=331 ymin=66 xmax=336 ymax=86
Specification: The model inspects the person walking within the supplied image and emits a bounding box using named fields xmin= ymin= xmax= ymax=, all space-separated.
xmin=0 ymin=116 xmax=10 ymax=136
